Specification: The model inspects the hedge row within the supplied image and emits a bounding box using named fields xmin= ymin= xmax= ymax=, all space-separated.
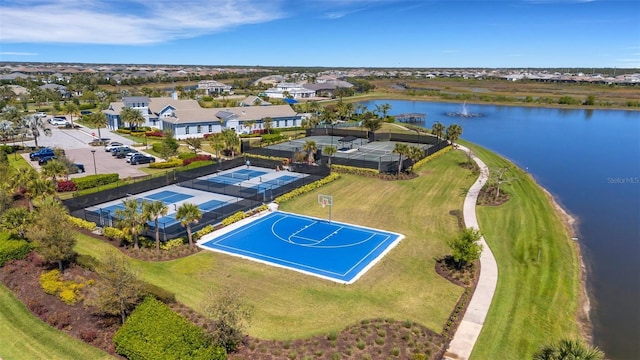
xmin=67 ymin=215 xmax=97 ymax=231
xmin=274 ymin=173 xmax=340 ymax=204
xmin=72 ymin=173 xmax=120 ymax=190
xmin=331 ymin=164 xmax=379 ymax=176
xmin=245 ymin=153 xmax=287 ymax=162
xmin=113 ymin=297 xmax=226 ymax=360
xmin=412 ymin=145 xmax=452 ymax=171
xmin=221 ymin=211 xmax=246 ymax=227
xmin=183 ymin=154 xmax=212 ymax=166
xmin=0 ymin=233 xmax=31 ymax=267
xmin=149 ymin=158 xmax=183 ymax=169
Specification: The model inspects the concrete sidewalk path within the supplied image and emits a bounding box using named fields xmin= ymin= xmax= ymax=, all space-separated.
xmin=444 ymin=145 xmax=499 ymax=360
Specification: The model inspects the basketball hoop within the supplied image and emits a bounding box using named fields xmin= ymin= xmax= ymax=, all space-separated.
xmin=318 ymin=194 xmax=333 ymax=222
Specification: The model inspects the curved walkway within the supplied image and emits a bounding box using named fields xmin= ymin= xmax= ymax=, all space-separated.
xmin=444 ymin=146 xmax=498 ymax=360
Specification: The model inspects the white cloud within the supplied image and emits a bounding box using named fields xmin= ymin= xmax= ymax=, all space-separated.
xmin=0 ymin=0 xmax=285 ymax=45
xmin=0 ymin=52 xmax=39 ymax=56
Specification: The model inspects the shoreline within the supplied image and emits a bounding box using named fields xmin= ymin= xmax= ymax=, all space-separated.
xmin=532 ymin=175 xmax=594 ymax=344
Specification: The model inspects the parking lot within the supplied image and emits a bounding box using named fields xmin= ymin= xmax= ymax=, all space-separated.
xmin=22 ymin=120 xmax=153 ymax=179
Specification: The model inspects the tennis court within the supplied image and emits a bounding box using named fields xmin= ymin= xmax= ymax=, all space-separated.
xmin=199 ymin=211 xmax=404 ymax=284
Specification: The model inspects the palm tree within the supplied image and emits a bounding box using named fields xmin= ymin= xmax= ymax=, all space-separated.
xmin=221 ymin=128 xmax=239 ymax=158
xmin=87 ymin=111 xmax=108 ymax=140
xmin=175 ymin=203 xmax=202 ymax=247
xmin=302 ymin=140 xmax=317 ymax=164
xmin=24 ymin=177 xmax=55 ymax=211
xmin=533 ymin=338 xmax=604 ymax=360
xmin=41 ymin=159 xmax=68 ymax=188
xmin=22 ymin=114 xmax=51 ymax=148
xmin=393 ymin=143 xmax=410 ymax=175
xmin=407 ymin=146 xmax=424 ymax=172
xmin=323 ymin=145 xmax=337 ymax=169
xmin=375 ymin=103 xmax=392 ymax=120
xmin=143 ymin=200 xmax=169 ymax=257
xmin=445 ymin=124 xmax=463 ymax=147
xmin=263 ymin=117 xmax=273 ymax=134
xmin=64 ymin=102 xmax=80 ymax=128
xmin=120 ymin=106 xmax=145 ymax=131
xmin=431 ymin=122 xmax=445 ymax=143
xmin=244 ymin=120 xmax=256 ymax=134
xmin=1 ymin=207 xmax=32 ymax=238
xmin=115 ymin=198 xmax=149 ymax=250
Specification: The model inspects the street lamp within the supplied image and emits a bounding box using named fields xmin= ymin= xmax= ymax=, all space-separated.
xmin=91 ymin=149 xmax=97 ymax=175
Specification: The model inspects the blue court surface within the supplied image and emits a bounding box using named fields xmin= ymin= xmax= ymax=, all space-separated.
xmin=199 ymin=211 xmax=404 ymax=284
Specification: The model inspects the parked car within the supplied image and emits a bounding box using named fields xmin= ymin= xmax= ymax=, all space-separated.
xmin=35 ymin=112 xmax=47 ymax=118
xmin=73 ymin=164 xmax=85 ymax=173
xmin=38 ymin=155 xmax=56 ymax=165
xmin=104 ymin=142 xmax=123 ymax=152
xmin=124 ymin=150 xmax=140 ymax=162
xmin=29 ymin=148 xmax=55 ymax=161
xmin=130 ymin=154 xmax=155 ymax=165
xmin=80 ymin=110 xmax=92 ymax=116
xmin=48 ymin=116 xmax=66 ymax=123
xmin=49 ymin=118 xmax=70 ymax=127
xmin=112 ymin=147 xmax=133 ymax=157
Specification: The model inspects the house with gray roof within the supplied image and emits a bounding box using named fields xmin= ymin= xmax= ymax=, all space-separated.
xmin=103 ymin=97 xmax=301 ymax=139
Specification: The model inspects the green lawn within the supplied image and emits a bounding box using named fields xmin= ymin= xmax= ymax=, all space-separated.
xmin=74 ymin=149 xmax=475 ymax=340
xmin=0 ymin=284 xmax=113 ymax=360
xmin=466 ymin=142 xmax=581 ymax=359
xmin=8 ymin=153 xmax=32 ymax=170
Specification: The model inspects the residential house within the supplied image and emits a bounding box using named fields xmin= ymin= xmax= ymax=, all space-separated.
xmin=263 ymin=82 xmax=315 ymax=99
xmin=197 ymin=80 xmax=233 ymax=95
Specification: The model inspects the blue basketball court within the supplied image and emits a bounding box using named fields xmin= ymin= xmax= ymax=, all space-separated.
xmin=199 ymin=211 xmax=404 ymax=284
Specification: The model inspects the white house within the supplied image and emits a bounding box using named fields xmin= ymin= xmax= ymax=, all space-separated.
xmin=197 ymin=80 xmax=233 ymax=95
xmin=263 ymin=82 xmax=315 ymax=99
xmin=104 ymin=96 xmax=302 ymax=139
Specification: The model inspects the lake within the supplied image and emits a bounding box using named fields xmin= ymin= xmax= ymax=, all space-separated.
xmin=359 ymin=100 xmax=640 ymax=359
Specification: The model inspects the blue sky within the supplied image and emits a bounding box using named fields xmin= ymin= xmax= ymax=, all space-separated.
xmin=0 ymin=0 xmax=638 ymax=68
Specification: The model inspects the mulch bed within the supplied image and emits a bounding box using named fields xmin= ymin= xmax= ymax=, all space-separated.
xmin=476 ymin=184 xmax=511 ymax=206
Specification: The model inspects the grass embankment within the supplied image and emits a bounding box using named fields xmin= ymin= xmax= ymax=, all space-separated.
xmin=75 ymin=149 xmax=474 ymax=340
xmin=0 ymin=284 xmax=113 ymax=360
xmin=465 ymin=142 xmax=581 ymax=359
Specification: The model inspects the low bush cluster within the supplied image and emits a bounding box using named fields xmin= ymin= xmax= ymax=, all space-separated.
xmin=0 ymin=233 xmax=31 ymax=266
xmin=261 ymin=133 xmax=284 ymax=144
xmin=151 ymin=142 xmax=163 ymax=153
xmin=75 ymin=254 xmax=99 ymax=271
xmin=183 ymin=154 xmax=212 ymax=166
xmin=145 ymin=130 xmax=164 ymax=137
xmin=221 ymin=211 xmax=246 ymax=227
xmin=245 ymin=153 xmax=287 ymax=162
xmin=160 ymin=238 xmax=184 ymax=251
xmin=56 ymin=180 xmax=77 ymax=192
xmin=149 ymin=158 xmax=183 ymax=169
xmin=113 ymin=297 xmax=226 ymax=360
xmin=66 ymin=215 xmax=97 ymax=231
xmin=103 ymin=226 xmax=127 ymax=241
xmin=274 ymin=173 xmax=340 ymax=204
xmin=412 ymin=146 xmax=452 ymax=171
xmin=331 ymin=165 xmax=379 ymax=176
xmin=39 ymin=269 xmax=89 ymax=305
xmin=72 ymin=173 xmax=120 ymax=190
xmin=194 ymin=225 xmax=215 ymax=239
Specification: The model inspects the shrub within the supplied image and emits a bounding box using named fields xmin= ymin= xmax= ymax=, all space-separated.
xmin=274 ymin=173 xmax=340 ymax=204
xmin=332 ymin=164 xmax=379 ymax=176
xmin=113 ymin=297 xmax=226 ymax=360
xmin=261 ymin=133 xmax=284 ymax=144
xmin=78 ymin=103 xmax=94 ymax=110
xmin=56 ymin=180 xmax=77 ymax=192
xmin=194 ymin=225 xmax=215 ymax=239
xmin=152 ymin=142 xmax=163 ymax=153
xmin=160 ymin=238 xmax=184 ymax=251
xmin=39 ymin=269 xmax=86 ymax=304
xmin=66 ymin=215 xmax=97 ymax=231
xmin=0 ymin=235 xmax=31 ymax=266
xmin=221 ymin=211 xmax=246 ymax=227
xmin=72 ymin=173 xmax=119 ymax=190
xmin=145 ymin=130 xmax=164 ymax=137
xmin=149 ymin=158 xmax=183 ymax=169
xmin=183 ymin=154 xmax=212 ymax=166
xmin=103 ymin=226 xmax=126 ymax=241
